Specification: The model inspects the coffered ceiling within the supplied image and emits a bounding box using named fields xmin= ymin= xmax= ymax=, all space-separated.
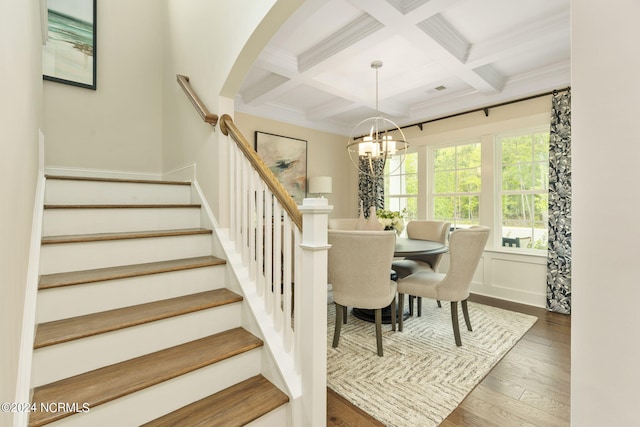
xmin=235 ymin=0 xmax=570 ymax=136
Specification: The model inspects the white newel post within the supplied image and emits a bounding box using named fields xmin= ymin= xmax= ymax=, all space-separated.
xmin=297 ymin=197 xmax=332 ymax=427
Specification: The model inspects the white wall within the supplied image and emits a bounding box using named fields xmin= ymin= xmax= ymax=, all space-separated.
xmin=0 ymin=0 xmax=43 ymax=423
xmin=43 ymin=0 xmax=165 ymax=175
xmin=571 ymin=1 xmax=640 ymax=425
xmin=161 ymin=0 xmax=302 ymax=223
xmin=233 ymin=112 xmax=357 ymax=219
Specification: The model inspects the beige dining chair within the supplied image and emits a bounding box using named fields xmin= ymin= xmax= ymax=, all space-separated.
xmin=328 ymin=230 xmax=397 ymax=356
xmin=397 ymin=226 xmax=489 ymax=346
xmin=392 ymin=220 xmax=451 ymax=315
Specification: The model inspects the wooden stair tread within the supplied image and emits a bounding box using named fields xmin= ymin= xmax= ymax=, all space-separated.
xmin=29 ymin=328 xmax=263 ymax=427
xmin=44 ymin=203 xmax=201 ymax=209
xmin=34 ymin=289 xmax=242 ymax=348
xmin=141 ymin=374 xmax=289 ymax=427
xmin=42 ymin=228 xmax=212 ymax=245
xmin=39 ymin=256 xmax=225 ymax=289
xmin=45 ymin=175 xmax=191 ymax=186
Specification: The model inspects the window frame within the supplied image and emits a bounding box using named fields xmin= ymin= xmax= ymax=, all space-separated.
xmin=383 ymin=149 xmax=419 ymax=221
xmin=494 ymin=126 xmax=550 ymax=253
xmin=427 ymin=139 xmax=482 ymax=229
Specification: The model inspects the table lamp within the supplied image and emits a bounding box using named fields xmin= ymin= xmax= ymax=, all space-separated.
xmin=308 ymin=176 xmax=332 ymax=198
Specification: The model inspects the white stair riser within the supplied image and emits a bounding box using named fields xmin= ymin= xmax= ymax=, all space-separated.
xmin=43 ymin=207 xmax=201 ymax=236
xmin=42 ymin=350 xmax=262 ymax=427
xmin=45 ymin=180 xmax=192 ymax=205
xmin=246 ymin=405 xmax=288 ymax=427
xmin=33 ymin=304 xmax=242 ymax=386
xmin=37 ymin=266 xmax=225 ymax=323
xmin=40 ymin=234 xmax=212 ymax=274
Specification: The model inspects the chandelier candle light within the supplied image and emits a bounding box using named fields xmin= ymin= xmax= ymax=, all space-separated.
xmin=347 ymin=61 xmax=409 ymax=178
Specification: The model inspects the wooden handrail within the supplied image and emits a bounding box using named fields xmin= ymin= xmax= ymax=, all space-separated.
xmin=220 ymin=114 xmax=303 ymax=230
xmin=177 ymin=75 xmax=218 ymax=126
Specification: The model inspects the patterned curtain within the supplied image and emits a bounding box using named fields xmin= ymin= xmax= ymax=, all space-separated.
xmin=546 ymin=90 xmax=571 ymax=314
xmin=358 ymin=157 xmax=384 ymax=218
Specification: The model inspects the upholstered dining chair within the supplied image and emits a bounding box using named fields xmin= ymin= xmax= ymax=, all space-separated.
xmin=328 ymin=230 xmax=397 ymax=356
xmin=392 ymin=220 xmax=451 ymax=315
xmin=397 ymin=226 xmax=490 ymax=346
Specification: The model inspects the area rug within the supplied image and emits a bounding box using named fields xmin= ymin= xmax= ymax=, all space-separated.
xmin=326 ymin=299 xmax=537 ymax=427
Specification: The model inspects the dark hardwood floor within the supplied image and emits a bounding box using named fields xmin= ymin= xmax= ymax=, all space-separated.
xmin=327 ymin=294 xmax=571 ymax=427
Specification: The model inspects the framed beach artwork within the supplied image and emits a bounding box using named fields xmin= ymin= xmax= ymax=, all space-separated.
xmin=43 ymin=0 xmax=97 ymax=90
xmin=255 ymin=131 xmax=307 ymax=204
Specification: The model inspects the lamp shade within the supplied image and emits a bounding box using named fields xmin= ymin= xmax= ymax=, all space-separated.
xmin=308 ymin=176 xmax=332 ymax=195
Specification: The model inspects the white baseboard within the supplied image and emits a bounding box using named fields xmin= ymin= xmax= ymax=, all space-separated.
xmin=14 ymin=172 xmax=45 ymax=427
xmin=162 ymin=163 xmax=196 ymax=182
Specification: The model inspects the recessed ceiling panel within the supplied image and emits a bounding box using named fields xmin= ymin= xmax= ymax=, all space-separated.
xmin=272 ymin=84 xmax=343 ymax=112
xmin=312 ymin=34 xmax=435 ymax=101
xmin=440 ymin=0 xmax=569 ymax=43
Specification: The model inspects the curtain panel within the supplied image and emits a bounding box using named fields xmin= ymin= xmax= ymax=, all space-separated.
xmin=358 ymin=157 xmax=384 ymax=218
xmin=546 ymin=91 xmax=572 ymax=314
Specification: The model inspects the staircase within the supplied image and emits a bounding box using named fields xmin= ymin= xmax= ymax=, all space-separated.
xmin=29 ymin=175 xmax=289 ymax=427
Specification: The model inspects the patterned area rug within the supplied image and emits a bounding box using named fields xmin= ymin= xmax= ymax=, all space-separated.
xmin=327 ymin=299 xmax=537 ymax=426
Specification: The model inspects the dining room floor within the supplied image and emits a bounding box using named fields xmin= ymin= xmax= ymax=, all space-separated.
xmin=327 ymin=293 xmax=571 ymax=426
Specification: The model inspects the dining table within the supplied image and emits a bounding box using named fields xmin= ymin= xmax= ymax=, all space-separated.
xmin=351 ymin=237 xmax=448 ymax=324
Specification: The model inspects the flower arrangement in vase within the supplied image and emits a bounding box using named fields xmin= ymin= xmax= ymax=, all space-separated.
xmin=376 ymin=209 xmax=406 ymax=235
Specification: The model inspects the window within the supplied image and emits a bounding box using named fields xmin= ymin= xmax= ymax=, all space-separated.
xmin=431 ymin=142 xmax=481 ymax=228
xmin=497 ymin=129 xmax=549 ymax=250
xmin=384 ymin=151 xmax=418 ymax=220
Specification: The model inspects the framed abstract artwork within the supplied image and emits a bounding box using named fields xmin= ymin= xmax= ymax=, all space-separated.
xmin=43 ymin=0 xmax=97 ymax=90
xmin=255 ymin=131 xmax=307 ymax=204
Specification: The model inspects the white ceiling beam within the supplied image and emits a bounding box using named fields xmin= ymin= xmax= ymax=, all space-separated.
xmin=416 ymin=14 xmax=470 ymax=63
xmin=298 ymin=13 xmax=384 ymax=72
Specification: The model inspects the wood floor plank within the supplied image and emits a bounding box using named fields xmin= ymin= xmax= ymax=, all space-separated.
xmin=460 ymin=384 xmax=569 ymax=427
xmin=141 ymin=375 xmax=288 ymax=427
xmin=34 ymin=289 xmax=242 ymax=348
xmin=327 ymin=388 xmax=385 ymax=427
xmin=41 ymin=228 xmax=212 ymax=245
xmin=38 ymin=256 xmax=225 ymax=289
xmin=29 ymin=328 xmax=262 ymax=427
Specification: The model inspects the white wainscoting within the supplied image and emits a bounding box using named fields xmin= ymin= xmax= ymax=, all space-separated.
xmin=438 ymin=250 xmax=547 ymax=308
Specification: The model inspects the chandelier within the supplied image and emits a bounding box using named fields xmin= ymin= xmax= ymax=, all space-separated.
xmin=347 ymin=60 xmax=409 ymax=178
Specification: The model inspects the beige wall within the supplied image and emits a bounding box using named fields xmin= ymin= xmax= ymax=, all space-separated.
xmin=233 ymin=112 xmax=357 ymax=219
xmin=43 ymin=0 xmax=164 ymax=174
xmin=161 ymin=0 xmax=302 ymax=222
xmin=572 ymin=1 xmax=640 ymax=425
xmin=0 ymin=0 xmax=43 ymax=421
xmin=401 ymin=95 xmax=552 ymax=146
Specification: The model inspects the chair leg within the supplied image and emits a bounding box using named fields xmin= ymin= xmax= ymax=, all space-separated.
xmin=398 ymin=293 xmax=405 ymax=331
xmin=343 ymin=305 xmax=348 ymax=324
xmin=375 ymin=308 xmax=384 ymax=356
xmin=437 ymin=300 xmax=442 ymax=308
xmin=408 ymin=295 xmax=414 ymax=316
xmin=390 ymin=297 xmax=396 ymax=332
xmin=417 ymin=297 xmax=422 ymax=316
xmin=462 ymin=299 xmax=472 ymax=331
xmin=333 ymin=303 xmax=343 ymax=348
xmin=451 ymin=301 xmax=462 ymax=346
